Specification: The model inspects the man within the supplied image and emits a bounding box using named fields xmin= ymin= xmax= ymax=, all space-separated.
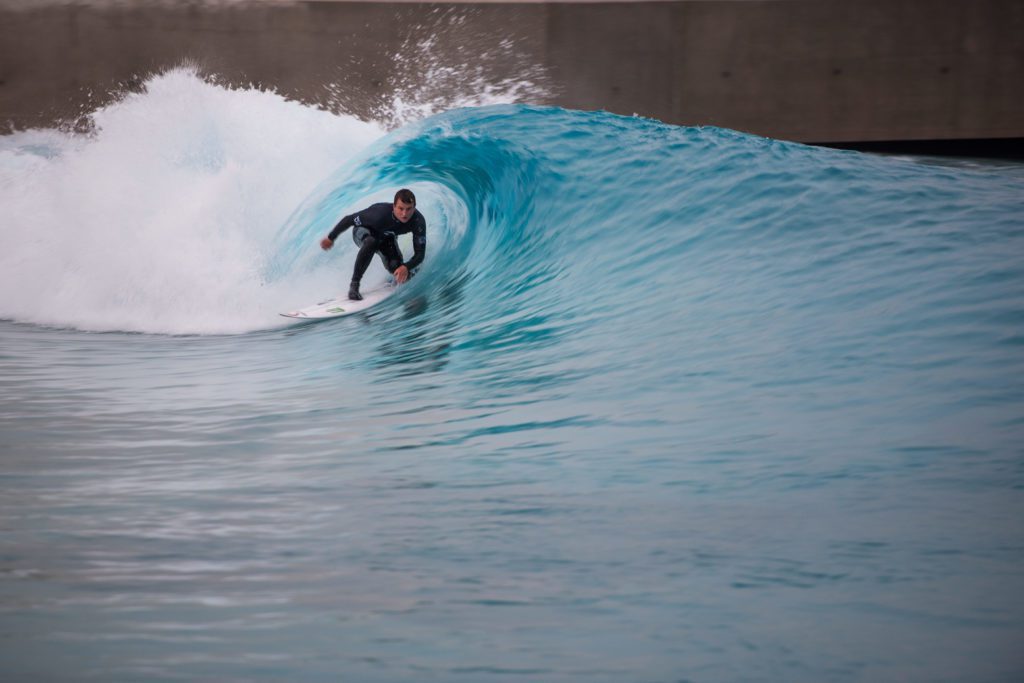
xmin=320 ymin=188 xmax=427 ymax=300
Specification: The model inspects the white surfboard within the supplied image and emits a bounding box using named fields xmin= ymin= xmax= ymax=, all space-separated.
xmin=280 ymin=282 xmax=397 ymax=320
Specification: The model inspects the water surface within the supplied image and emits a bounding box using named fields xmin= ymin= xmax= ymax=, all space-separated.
xmin=2 ymin=72 xmax=1023 ymax=682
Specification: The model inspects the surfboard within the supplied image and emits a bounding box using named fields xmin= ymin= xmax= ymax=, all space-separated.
xmin=280 ymin=282 xmax=397 ymax=320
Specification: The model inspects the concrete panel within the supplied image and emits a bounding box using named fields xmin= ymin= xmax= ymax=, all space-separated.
xmin=666 ymin=0 xmax=1024 ymax=142
xmin=546 ymin=3 xmax=676 ymax=121
xmin=0 ymin=2 xmax=549 ymax=129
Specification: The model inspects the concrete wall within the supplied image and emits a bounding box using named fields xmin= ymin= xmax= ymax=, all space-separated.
xmin=1 ymin=0 xmax=1022 ymax=144
xmin=550 ymin=0 xmax=1024 ymax=143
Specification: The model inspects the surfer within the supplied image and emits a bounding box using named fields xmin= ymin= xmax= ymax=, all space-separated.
xmin=320 ymin=189 xmax=427 ymax=300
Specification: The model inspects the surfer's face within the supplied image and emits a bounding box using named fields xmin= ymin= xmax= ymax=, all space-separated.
xmin=393 ymin=199 xmax=415 ymax=223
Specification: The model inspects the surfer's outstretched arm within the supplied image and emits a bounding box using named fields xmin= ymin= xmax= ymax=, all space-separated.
xmin=321 ymin=212 xmax=358 ymax=249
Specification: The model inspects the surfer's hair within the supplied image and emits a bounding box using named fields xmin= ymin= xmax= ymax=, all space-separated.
xmin=394 ymin=188 xmax=416 ymax=206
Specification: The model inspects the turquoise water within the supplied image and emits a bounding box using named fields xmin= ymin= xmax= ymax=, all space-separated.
xmin=2 ymin=73 xmax=1024 ymax=681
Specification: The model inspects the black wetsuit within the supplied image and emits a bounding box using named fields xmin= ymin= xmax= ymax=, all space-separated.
xmin=328 ymin=203 xmax=427 ymax=285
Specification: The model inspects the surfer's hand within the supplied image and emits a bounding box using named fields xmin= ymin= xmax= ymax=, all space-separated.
xmin=394 ymin=265 xmax=409 ymax=284
xmin=320 ymin=237 xmax=334 ymax=250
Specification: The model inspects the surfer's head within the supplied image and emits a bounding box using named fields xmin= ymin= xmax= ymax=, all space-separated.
xmin=393 ymin=189 xmax=416 ymax=223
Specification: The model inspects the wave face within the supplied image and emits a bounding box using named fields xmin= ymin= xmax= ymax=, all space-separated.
xmin=3 ymin=70 xmax=1022 ymax=344
xmin=2 ymin=72 xmax=1024 ymax=681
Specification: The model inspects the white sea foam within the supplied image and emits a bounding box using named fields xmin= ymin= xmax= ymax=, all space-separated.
xmin=0 ymin=68 xmax=385 ymax=335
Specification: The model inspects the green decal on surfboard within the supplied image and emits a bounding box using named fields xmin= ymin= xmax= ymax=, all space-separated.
xmin=326 ymin=307 xmax=346 ymax=313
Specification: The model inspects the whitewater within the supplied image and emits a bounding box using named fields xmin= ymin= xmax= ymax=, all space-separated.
xmin=1 ymin=69 xmax=1023 ymax=682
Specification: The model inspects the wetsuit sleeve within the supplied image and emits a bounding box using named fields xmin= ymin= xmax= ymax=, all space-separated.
xmin=327 ymin=212 xmax=356 ymax=241
xmin=403 ymin=218 xmax=427 ymax=271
